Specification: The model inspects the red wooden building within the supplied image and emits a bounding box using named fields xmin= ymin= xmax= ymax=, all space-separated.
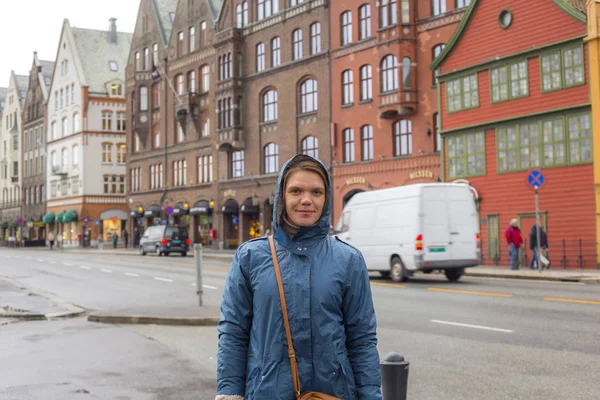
xmin=431 ymin=0 xmax=595 ymax=268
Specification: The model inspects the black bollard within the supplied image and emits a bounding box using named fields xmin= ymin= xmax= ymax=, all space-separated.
xmin=380 ymin=352 xmax=409 ymax=400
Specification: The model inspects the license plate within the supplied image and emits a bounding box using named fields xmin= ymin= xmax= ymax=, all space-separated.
xmin=429 ymin=247 xmax=446 ymax=253
xmin=172 ymin=240 xmax=181 ymax=244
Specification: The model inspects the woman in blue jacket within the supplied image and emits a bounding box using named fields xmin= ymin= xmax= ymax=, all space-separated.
xmin=216 ymin=154 xmax=381 ymax=400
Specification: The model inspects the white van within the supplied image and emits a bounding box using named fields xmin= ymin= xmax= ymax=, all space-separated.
xmin=335 ymin=183 xmax=480 ymax=282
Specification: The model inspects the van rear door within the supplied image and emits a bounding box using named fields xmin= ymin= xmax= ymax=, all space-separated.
xmin=446 ymin=186 xmax=478 ymax=261
xmin=422 ymin=186 xmax=451 ymax=262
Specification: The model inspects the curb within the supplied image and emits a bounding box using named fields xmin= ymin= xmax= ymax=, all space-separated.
xmin=0 ymin=312 xmax=47 ymax=321
xmin=464 ymin=271 xmax=600 ymax=283
xmin=88 ymin=313 xmax=220 ymax=326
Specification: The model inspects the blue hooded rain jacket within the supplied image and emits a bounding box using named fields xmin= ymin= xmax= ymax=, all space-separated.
xmin=217 ymin=155 xmax=381 ymax=399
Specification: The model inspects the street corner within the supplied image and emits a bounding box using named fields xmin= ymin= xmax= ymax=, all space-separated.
xmin=87 ymin=306 xmax=221 ymax=326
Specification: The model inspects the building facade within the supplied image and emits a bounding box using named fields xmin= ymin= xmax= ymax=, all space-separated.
xmin=330 ymin=0 xmax=469 ymax=224
xmin=22 ymin=52 xmax=54 ymax=243
xmin=0 ymin=72 xmax=28 ymax=241
xmin=433 ymin=0 xmax=594 ymax=268
xmin=45 ymin=19 xmax=132 ymax=246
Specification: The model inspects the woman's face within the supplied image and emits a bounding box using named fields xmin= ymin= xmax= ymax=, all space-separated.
xmin=284 ymin=169 xmax=326 ymax=227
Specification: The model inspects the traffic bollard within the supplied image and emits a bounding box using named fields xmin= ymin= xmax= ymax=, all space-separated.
xmin=381 ymin=352 xmax=410 ymax=400
xmin=194 ymin=243 xmax=203 ymax=307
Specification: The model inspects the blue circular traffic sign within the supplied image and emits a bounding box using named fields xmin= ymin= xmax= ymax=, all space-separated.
xmin=527 ymin=169 xmax=545 ymax=189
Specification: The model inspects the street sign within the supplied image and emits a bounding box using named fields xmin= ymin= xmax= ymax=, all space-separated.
xmin=155 ymin=219 xmax=162 ymax=225
xmin=137 ymin=219 xmax=143 ymax=226
xmin=527 ymin=169 xmax=545 ymax=189
xmin=165 ymin=206 xmax=174 ymax=216
xmin=94 ymin=220 xmax=101 ymax=226
xmin=83 ymin=217 xmax=89 ymax=224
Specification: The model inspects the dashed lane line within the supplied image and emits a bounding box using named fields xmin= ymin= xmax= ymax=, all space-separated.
xmin=154 ymin=277 xmax=173 ymax=283
xmin=100 ymin=269 xmax=113 ymax=273
xmin=80 ymin=266 xmax=91 ymax=270
xmin=431 ymin=320 xmax=514 ymax=333
xmin=371 ymin=282 xmax=406 ymax=289
xmin=544 ymin=297 xmax=600 ymax=305
xmin=428 ymin=287 xmax=512 ymax=298
xmin=203 ymin=284 xmax=218 ymax=290
xmin=124 ymin=272 xmax=140 ymax=277
xmin=64 ymin=263 xmax=74 ymax=266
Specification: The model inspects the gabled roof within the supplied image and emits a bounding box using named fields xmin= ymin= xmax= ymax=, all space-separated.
xmin=430 ymin=0 xmax=587 ymax=71
xmin=152 ymin=0 xmax=179 ymax=46
xmin=39 ymin=60 xmax=55 ymax=86
xmin=15 ymin=75 xmax=29 ymax=99
xmin=0 ymin=87 xmax=7 ymax=106
xmin=71 ymin=27 xmax=132 ymax=95
xmin=209 ymin=0 xmax=224 ymax=21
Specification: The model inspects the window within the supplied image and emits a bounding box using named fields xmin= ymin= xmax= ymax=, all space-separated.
xmin=131 ymin=168 xmax=141 ymax=192
xmin=200 ymin=21 xmax=207 ymax=46
xmin=264 ymin=143 xmax=279 ymax=174
xmin=102 ymin=111 xmax=113 ymax=130
xmin=219 ymin=53 xmax=232 ymax=80
xmin=380 ymin=0 xmax=397 ymax=28
xmin=149 ymin=164 xmax=163 ymax=189
xmin=434 ymin=112 xmax=442 ymax=152
xmin=117 ymin=143 xmax=126 ymax=164
xmin=176 ymin=74 xmax=185 ymax=95
xmin=60 ymin=117 xmax=67 ymax=137
xmin=177 ymin=122 xmax=185 ymax=143
xmin=218 ymin=97 xmax=233 ymax=128
xmin=447 ymin=132 xmax=485 ymax=179
xmin=361 ymin=125 xmax=374 ymax=161
xmin=51 ymin=151 xmax=57 ymax=167
xmin=257 ymin=0 xmax=277 ymax=20
xmin=256 ymin=43 xmax=266 ymax=72
xmin=541 ymin=47 xmax=585 ymax=92
xmin=116 ymin=112 xmax=126 ymax=131
xmin=150 ymin=84 xmax=159 ymax=108
xmin=381 ymin=55 xmax=399 ymax=92
xmin=135 ymin=52 xmax=141 ymax=71
xmin=359 ymin=4 xmax=371 ymax=40
xmin=231 ymin=150 xmax=244 ymax=178
xmin=401 ymin=0 xmax=410 ymax=24
xmin=154 ymin=131 xmax=161 ymax=148
xmin=188 ymin=70 xmax=196 ymax=92
xmin=393 ymin=120 xmax=412 ymax=156
xmin=177 ymin=31 xmax=184 ymax=56
xmin=293 ymin=29 xmax=303 ymax=61
xmin=341 ymin=11 xmax=352 ymax=46
xmin=343 ymin=128 xmax=355 ymax=163
xmin=134 ymin=133 xmax=141 ymax=152
xmin=71 ymin=85 xmax=75 ymax=104
xmin=66 ymin=86 xmax=70 ymax=104
xmin=201 ymin=65 xmax=210 ymax=92
xmin=301 ymin=136 xmax=318 ymax=159
xmin=60 ymin=89 xmax=64 ymax=108
xmin=491 ymin=61 xmax=528 ymax=102
xmin=432 ymin=0 xmax=446 ymax=16
xmin=237 ymin=2 xmax=249 ymax=27
xmin=342 ymin=70 xmax=354 ymax=105
xmin=263 ymin=90 xmax=278 ymax=122
xmin=402 ymin=57 xmax=412 ymax=89
xmin=111 ymin=84 xmax=122 ymax=96
xmin=139 ymin=86 xmax=148 ymax=111
xmin=144 ymin=48 xmax=150 ymax=70
xmin=102 ymin=143 xmax=113 ymax=163
xmin=446 ymin=74 xmax=479 ymax=113
xmin=300 ymin=79 xmax=318 ymax=114
xmin=290 ymin=0 xmax=304 ymax=5
xmin=153 ymin=43 xmax=159 ymax=66
xmin=119 ymin=175 xmax=125 ymax=194
xmin=189 ymin=27 xmax=196 ymax=52
xmin=72 ymin=145 xmax=79 ymax=165
xmin=360 ymin=65 xmax=373 ymax=101
xmin=173 ymin=160 xmax=187 ymax=187
xmin=311 ymin=23 xmax=321 ymax=54
xmin=432 ymin=44 xmax=446 ymax=85
xmin=456 ymin=0 xmax=471 ymax=8
xmin=197 ymin=155 xmax=213 ymax=183
xmin=51 ymin=122 xmax=56 ymax=140
xmin=272 ymin=37 xmax=281 ymax=67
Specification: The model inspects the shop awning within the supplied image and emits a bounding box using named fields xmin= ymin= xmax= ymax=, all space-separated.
xmin=8 ymin=219 xmax=17 ymax=228
xmin=43 ymin=212 xmax=55 ymax=225
xmin=221 ymin=199 xmax=239 ymax=215
xmin=190 ymin=200 xmax=212 ymax=216
xmin=55 ymin=211 xmax=66 ymax=224
xmin=173 ymin=202 xmax=190 ymax=216
xmin=130 ymin=208 xmax=143 ymax=218
xmin=144 ymin=204 xmax=161 ymax=219
xmin=241 ymin=197 xmax=259 ymax=214
xmin=0 ymin=221 xmax=7 ymax=229
xmin=100 ymin=209 xmax=128 ymax=220
xmin=62 ymin=210 xmax=78 ymax=223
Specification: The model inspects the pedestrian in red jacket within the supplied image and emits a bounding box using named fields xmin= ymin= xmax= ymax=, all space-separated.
xmin=505 ymin=219 xmax=523 ymax=270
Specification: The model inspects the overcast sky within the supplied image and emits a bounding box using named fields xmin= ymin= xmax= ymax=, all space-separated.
xmin=0 ymin=0 xmax=141 ymax=87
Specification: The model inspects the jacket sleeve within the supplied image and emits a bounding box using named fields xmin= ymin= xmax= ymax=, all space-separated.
xmin=216 ymin=249 xmax=253 ymax=397
xmin=342 ymin=251 xmax=382 ymax=400
xmin=505 ymin=228 xmax=511 ymax=244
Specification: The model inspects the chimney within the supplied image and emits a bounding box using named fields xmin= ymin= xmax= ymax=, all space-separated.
xmin=109 ymin=18 xmax=117 ymax=44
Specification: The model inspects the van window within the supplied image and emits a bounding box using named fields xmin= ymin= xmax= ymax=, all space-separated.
xmin=165 ymin=226 xmax=189 ymax=239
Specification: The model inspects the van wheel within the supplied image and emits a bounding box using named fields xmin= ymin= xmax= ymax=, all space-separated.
xmin=444 ymin=268 xmax=464 ymax=282
xmin=156 ymin=246 xmax=162 ymax=256
xmin=139 ymin=246 xmax=146 ymax=256
xmin=181 ymin=252 xmax=187 ymax=257
xmin=380 ymin=271 xmax=391 ymax=279
xmin=391 ymin=257 xmax=409 ymax=283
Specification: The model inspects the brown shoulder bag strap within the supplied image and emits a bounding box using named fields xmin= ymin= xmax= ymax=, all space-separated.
xmin=269 ymin=235 xmax=302 ymax=399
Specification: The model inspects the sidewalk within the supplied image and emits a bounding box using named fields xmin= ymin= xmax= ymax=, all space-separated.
xmin=38 ymin=245 xmax=237 ymax=260
xmin=466 ymin=266 xmax=600 ymax=284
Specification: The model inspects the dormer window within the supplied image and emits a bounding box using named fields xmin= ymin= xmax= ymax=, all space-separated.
xmin=111 ymin=84 xmax=122 ymax=96
xmin=109 ymin=61 xmax=118 ymax=72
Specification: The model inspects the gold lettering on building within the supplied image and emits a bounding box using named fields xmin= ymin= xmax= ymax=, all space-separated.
xmin=409 ymin=170 xmax=434 ymax=180
xmin=223 ymin=189 xmax=236 ymax=198
xmin=346 ymin=177 xmax=366 ymax=186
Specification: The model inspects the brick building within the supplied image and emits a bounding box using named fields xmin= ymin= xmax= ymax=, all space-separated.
xmin=432 ymin=0 xmax=594 ymax=268
xmin=127 ymin=0 xmax=332 ymax=249
xmin=21 ymin=52 xmax=54 ymax=243
xmin=330 ymin=0 xmax=469 ymax=224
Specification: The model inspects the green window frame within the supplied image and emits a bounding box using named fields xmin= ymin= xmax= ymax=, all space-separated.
xmin=446 ymin=74 xmax=479 ymax=113
xmin=491 ymin=60 xmax=528 ymax=103
xmin=497 ymin=126 xmax=518 ymax=172
xmin=567 ymin=113 xmax=592 ymax=164
xmin=486 ymin=214 xmax=500 ymax=262
xmin=542 ymin=117 xmax=566 ymax=167
xmin=447 ymin=132 xmax=485 ymax=179
xmin=541 ymin=46 xmax=585 ymax=93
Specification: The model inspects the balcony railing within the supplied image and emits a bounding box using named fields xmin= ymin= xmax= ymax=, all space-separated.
xmin=217 ymin=127 xmax=245 ymax=150
xmin=379 ymin=89 xmax=418 ymax=119
xmin=51 ymin=165 xmax=68 ymax=176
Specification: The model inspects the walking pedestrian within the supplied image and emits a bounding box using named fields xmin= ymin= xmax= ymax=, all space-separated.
xmin=505 ymin=219 xmax=523 ymax=270
xmin=97 ymin=233 xmax=104 ymax=250
xmin=48 ymin=231 xmax=55 ymax=250
xmin=56 ymin=231 xmax=63 ymax=249
xmin=112 ymin=232 xmax=119 ymax=249
xmin=216 ymin=154 xmax=381 ymax=400
xmin=529 ymin=222 xmax=548 ymax=270
xmin=123 ymin=229 xmax=129 ymax=248
xmin=133 ymin=227 xmax=141 ymax=247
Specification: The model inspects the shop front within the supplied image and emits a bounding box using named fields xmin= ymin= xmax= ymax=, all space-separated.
xmin=100 ymin=209 xmax=128 ymax=242
xmin=221 ymin=198 xmax=239 ymax=249
xmin=240 ymin=197 xmax=261 ymax=242
xmin=144 ymin=204 xmax=162 ymax=227
xmin=190 ymin=200 xmax=213 ymax=245
xmin=43 ymin=212 xmax=56 ymax=240
xmin=62 ymin=210 xmax=78 ymax=245
xmin=172 ymin=202 xmax=190 ymax=227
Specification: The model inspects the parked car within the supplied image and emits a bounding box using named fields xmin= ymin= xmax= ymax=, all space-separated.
xmin=335 ymin=183 xmax=480 ymax=282
xmin=139 ymin=225 xmax=190 ymax=257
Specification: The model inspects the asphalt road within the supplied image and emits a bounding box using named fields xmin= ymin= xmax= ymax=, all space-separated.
xmin=1 ymin=248 xmax=600 ymax=399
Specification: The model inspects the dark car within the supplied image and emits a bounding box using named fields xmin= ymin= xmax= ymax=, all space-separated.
xmin=139 ymin=225 xmax=190 ymax=256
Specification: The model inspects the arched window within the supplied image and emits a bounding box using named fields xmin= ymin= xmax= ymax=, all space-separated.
xmin=72 ymin=112 xmax=80 ymax=133
xmin=359 ymin=4 xmax=371 ymax=40
xmin=300 ymin=79 xmax=318 ymax=113
xmin=293 ymin=29 xmax=303 ymax=60
xmin=341 ymin=11 xmax=353 ymax=46
xmin=343 ymin=128 xmax=355 ymax=163
xmin=301 ymin=136 xmax=319 ymax=159
xmin=188 ymin=70 xmax=196 ymax=92
xmin=402 ymin=57 xmax=412 ymax=89
xmin=342 ymin=70 xmax=354 ymax=105
xmin=176 ymin=74 xmax=185 ymax=95
xmin=72 ymin=144 xmax=79 ymax=166
xmin=256 ymin=43 xmax=266 ymax=72
xmin=262 ymin=89 xmax=278 ymax=122
xmin=201 ymin=65 xmax=210 ymax=92
xmin=360 ymin=65 xmax=372 ymax=101
xmin=51 ymin=151 xmax=57 ymax=167
xmin=61 ymin=147 xmax=68 ymax=167
xmin=381 ymin=55 xmax=399 ymax=92
xmin=310 ymin=23 xmax=321 ymax=55
xmin=264 ymin=143 xmax=279 ymax=174
xmin=361 ymin=125 xmax=374 ymax=161
xmin=139 ymin=86 xmax=148 ymax=111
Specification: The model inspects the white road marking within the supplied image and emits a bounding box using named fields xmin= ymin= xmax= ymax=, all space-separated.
xmin=100 ymin=269 xmax=113 ymax=273
xmin=80 ymin=266 xmax=91 ymax=270
xmin=50 ymin=261 xmax=57 ymax=264
xmin=124 ymin=273 xmax=140 ymax=277
xmin=431 ymin=320 xmax=513 ymax=333
xmin=154 ymin=277 xmax=173 ymax=283
xmin=192 ymin=283 xmax=196 ymax=286
xmin=36 ymin=259 xmax=44 ymax=262
xmin=203 ymin=285 xmax=218 ymax=290
xmin=64 ymin=263 xmax=74 ymax=266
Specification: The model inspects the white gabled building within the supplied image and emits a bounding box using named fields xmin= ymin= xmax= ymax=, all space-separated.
xmin=45 ymin=18 xmax=132 ymax=245
xmin=0 ymin=72 xmax=28 ymax=241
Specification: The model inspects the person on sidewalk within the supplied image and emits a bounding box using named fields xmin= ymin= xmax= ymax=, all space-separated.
xmin=112 ymin=232 xmax=119 ymax=249
xmin=505 ymin=219 xmax=523 ymax=270
xmin=529 ymin=223 xmax=548 ymax=270
xmin=133 ymin=227 xmax=141 ymax=247
xmin=216 ymin=154 xmax=381 ymax=400
xmin=123 ymin=229 xmax=129 ymax=248
xmin=48 ymin=231 xmax=55 ymax=250
xmin=97 ymin=233 xmax=104 ymax=250
xmin=56 ymin=231 xmax=63 ymax=250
